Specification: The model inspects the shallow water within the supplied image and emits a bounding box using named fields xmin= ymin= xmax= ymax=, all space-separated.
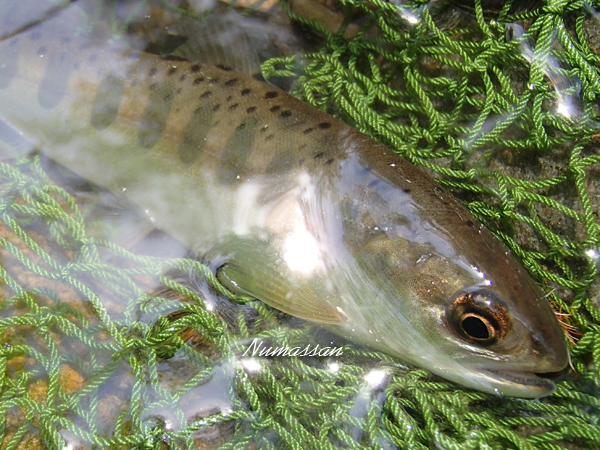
xmin=0 ymin=0 xmax=598 ymax=449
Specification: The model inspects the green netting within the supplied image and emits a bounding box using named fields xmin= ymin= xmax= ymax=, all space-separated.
xmin=0 ymin=0 xmax=600 ymax=449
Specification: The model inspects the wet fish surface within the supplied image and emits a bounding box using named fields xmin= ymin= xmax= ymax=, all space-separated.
xmin=0 ymin=10 xmax=568 ymax=397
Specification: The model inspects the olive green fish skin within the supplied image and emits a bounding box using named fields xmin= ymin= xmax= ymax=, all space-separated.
xmin=0 ymin=22 xmax=568 ymax=397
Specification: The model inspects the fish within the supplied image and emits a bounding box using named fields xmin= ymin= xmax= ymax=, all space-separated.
xmin=0 ymin=10 xmax=568 ymax=398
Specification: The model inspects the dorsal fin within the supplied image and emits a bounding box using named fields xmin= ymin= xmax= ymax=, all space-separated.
xmin=168 ymin=8 xmax=262 ymax=77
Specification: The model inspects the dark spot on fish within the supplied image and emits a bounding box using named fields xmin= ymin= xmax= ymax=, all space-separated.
xmin=194 ymin=77 xmax=204 ymax=85
xmin=209 ymin=78 xmax=219 ymax=84
xmin=228 ymin=103 xmax=239 ymax=111
xmin=315 ymin=152 xmax=324 ymax=159
xmin=161 ymin=55 xmax=185 ymax=62
xmin=149 ymin=67 xmax=158 ymax=76
xmin=367 ymin=179 xmax=380 ymax=189
xmin=38 ymin=48 xmax=71 ymax=109
xmin=241 ymin=88 xmax=251 ymax=96
xmin=168 ymin=67 xmax=177 ymax=75
xmin=225 ymin=78 xmax=238 ymax=87
xmin=466 ymin=220 xmax=475 ymax=227
xmin=260 ymin=126 xmax=268 ymax=133
xmin=246 ymin=106 xmax=257 ymax=113
xmin=178 ymin=100 xmax=215 ymax=164
xmin=265 ymin=91 xmax=278 ymax=99
xmin=266 ymin=151 xmax=292 ymax=174
xmin=270 ymin=106 xmax=281 ymax=112
xmin=216 ymin=64 xmax=233 ymax=71
xmin=38 ymin=46 xmax=47 ymax=56
xmin=318 ymin=122 xmax=331 ymax=129
xmin=164 ymin=92 xmax=174 ymax=101
xmin=138 ymin=82 xmax=175 ymax=149
xmin=30 ymin=32 xmax=41 ymax=40
xmin=218 ymin=115 xmax=258 ymax=183
xmin=403 ymin=188 xmax=412 ymax=194
xmin=89 ymin=54 xmax=98 ymax=63
xmin=266 ymin=134 xmax=274 ymax=141
xmin=191 ymin=64 xmax=201 ymax=72
xmin=61 ymin=37 xmax=71 ymax=44
xmin=226 ymin=95 xmax=233 ymax=102
xmin=303 ymin=127 xmax=314 ymax=134
xmin=149 ymin=83 xmax=158 ymax=90
xmin=200 ymin=91 xmax=212 ymax=98
xmin=91 ymin=73 xmax=125 ymax=130
xmin=280 ymin=110 xmax=292 ymax=118
xmin=213 ymin=104 xmax=221 ymax=112
xmin=180 ymin=75 xmax=186 ymax=82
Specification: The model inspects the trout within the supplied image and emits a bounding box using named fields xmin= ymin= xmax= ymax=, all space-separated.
xmin=0 ymin=12 xmax=568 ymax=397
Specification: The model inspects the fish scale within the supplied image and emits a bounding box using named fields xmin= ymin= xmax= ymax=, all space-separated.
xmin=0 ymin=18 xmax=569 ymax=397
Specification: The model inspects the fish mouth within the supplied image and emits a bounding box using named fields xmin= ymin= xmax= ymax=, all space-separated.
xmin=481 ymin=368 xmax=563 ymax=398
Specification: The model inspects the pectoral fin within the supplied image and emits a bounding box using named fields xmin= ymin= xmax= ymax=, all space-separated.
xmin=215 ymin=237 xmax=344 ymax=324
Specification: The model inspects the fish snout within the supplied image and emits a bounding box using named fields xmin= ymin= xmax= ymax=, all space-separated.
xmin=529 ymin=329 xmax=570 ymax=374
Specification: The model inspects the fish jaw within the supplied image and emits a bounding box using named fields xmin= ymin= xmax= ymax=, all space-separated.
xmin=477 ymin=369 xmax=558 ymax=398
xmin=428 ymin=363 xmax=560 ymax=398
xmin=437 ymin=340 xmax=568 ymax=398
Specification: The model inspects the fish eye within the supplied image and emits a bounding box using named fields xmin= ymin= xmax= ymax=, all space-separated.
xmin=459 ymin=312 xmax=498 ymax=343
xmin=446 ymin=289 xmax=510 ymax=346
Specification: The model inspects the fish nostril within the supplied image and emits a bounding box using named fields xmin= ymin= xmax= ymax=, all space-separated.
xmin=530 ymin=333 xmax=549 ymax=357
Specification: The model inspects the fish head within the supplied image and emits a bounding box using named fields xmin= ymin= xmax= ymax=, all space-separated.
xmin=345 ymin=204 xmax=569 ymax=398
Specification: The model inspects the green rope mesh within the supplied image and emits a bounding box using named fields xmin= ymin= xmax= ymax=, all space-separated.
xmin=0 ymin=0 xmax=599 ymax=449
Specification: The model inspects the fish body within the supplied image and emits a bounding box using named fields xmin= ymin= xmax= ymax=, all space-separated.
xmin=0 ymin=15 xmax=568 ymax=397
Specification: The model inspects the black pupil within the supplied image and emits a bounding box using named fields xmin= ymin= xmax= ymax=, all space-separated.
xmin=462 ymin=316 xmax=489 ymax=340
